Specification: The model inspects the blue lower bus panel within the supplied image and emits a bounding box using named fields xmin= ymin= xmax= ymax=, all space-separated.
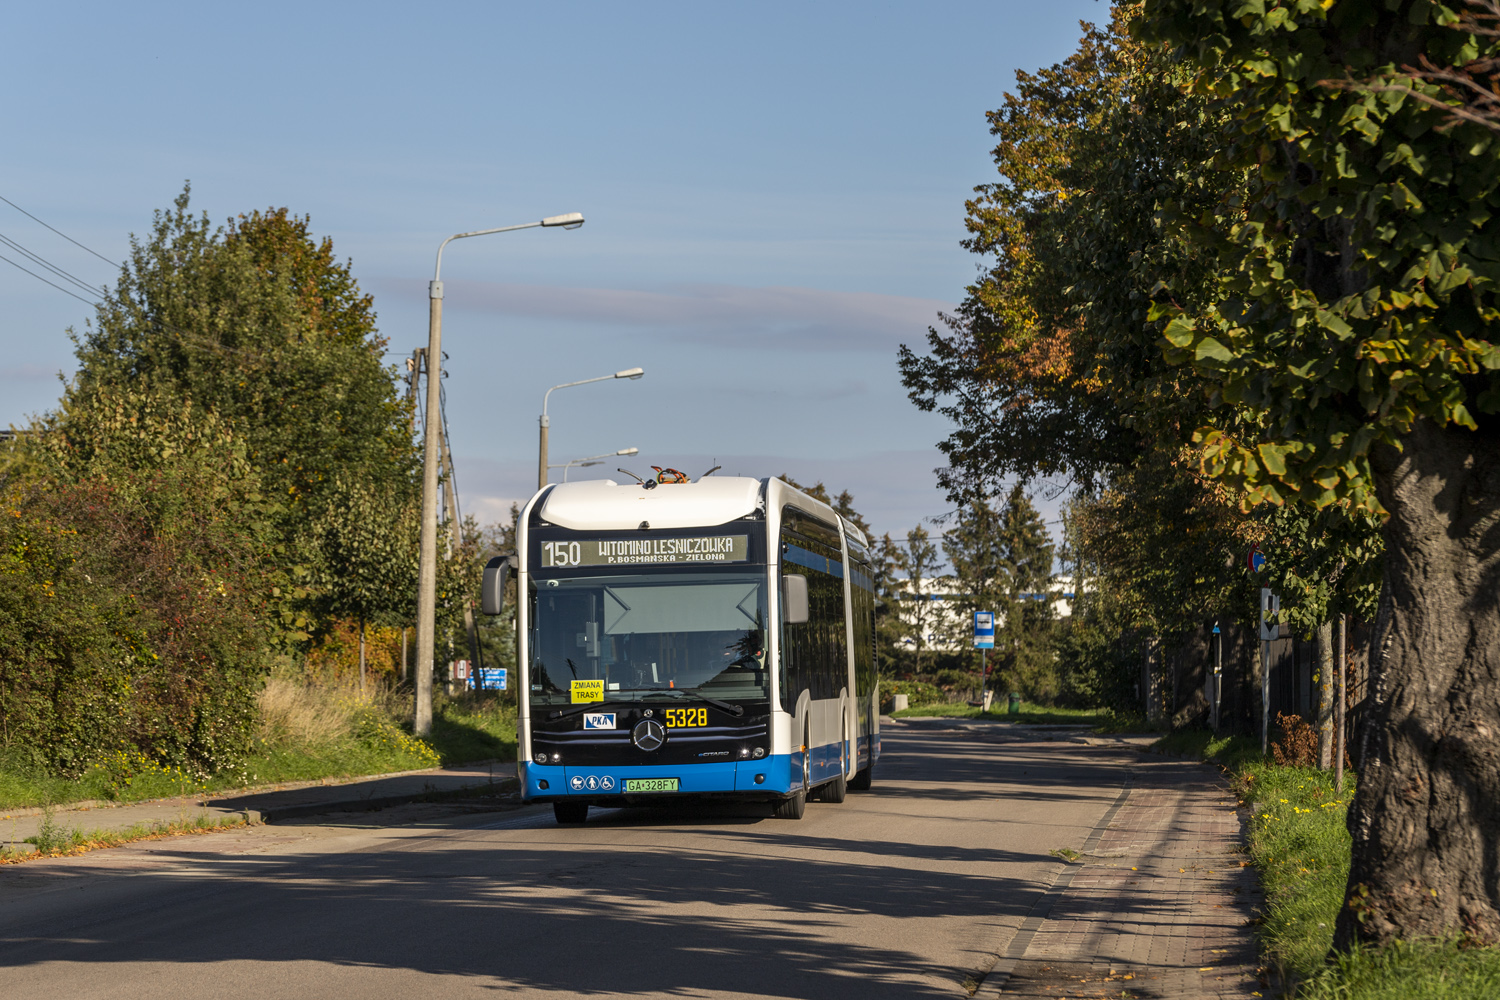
xmin=522 ymin=755 xmax=795 ymax=800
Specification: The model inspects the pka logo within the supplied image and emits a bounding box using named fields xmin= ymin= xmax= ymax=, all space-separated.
xmin=583 ymin=713 xmax=617 ymax=730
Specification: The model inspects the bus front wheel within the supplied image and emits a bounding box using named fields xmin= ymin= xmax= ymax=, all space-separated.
xmin=776 ymin=733 xmax=811 ymax=819
xmin=819 ymin=726 xmax=848 ymax=803
xmin=554 ymin=802 xmax=588 ymax=825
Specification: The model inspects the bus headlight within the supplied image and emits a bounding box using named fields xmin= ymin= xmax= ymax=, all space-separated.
xmin=534 ymin=753 xmax=548 ymax=766
xmin=739 ymin=747 xmax=751 ymax=758
xmin=752 ymin=747 xmax=766 ymax=759
xmin=551 ymin=753 xmax=562 ymax=764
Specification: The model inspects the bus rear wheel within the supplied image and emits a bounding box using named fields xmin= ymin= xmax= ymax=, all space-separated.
xmin=849 ymin=762 xmax=874 ymax=791
xmin=554 ymin=802 xmax=588 ymax=824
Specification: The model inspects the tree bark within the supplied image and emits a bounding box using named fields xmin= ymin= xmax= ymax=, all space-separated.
xmin=1335 ymin=418 xmax=1500 ymax=950
xmin=1317 ymin=620 xmax=1335 ymax=769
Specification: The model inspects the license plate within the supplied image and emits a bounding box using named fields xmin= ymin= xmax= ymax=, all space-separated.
xmin=625 ymin=777 xmax=679 ymax=793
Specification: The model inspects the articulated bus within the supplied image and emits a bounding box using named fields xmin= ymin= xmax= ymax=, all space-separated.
xmin=483 ymin=473 xmax=879 ymax=825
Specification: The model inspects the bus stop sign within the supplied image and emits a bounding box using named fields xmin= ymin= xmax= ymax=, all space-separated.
xmin=973 ymin=611 xmax=995 ymax=649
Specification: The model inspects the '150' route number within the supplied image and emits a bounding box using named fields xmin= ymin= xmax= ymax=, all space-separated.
xmin=663 ymin=708 xmax=708 ymax=728
xmin=543 ymin=541 xmax=582 ymax=567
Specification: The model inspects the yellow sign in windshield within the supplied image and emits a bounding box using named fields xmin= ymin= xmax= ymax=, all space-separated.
xmin=570 ymin=679 xmax=604 ymax=704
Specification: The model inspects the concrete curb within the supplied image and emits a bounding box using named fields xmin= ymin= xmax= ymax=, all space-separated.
xmin=248 ymin=777 xmax=521 ymax=823
xmin=0 ymin=759 xmax=511 ymax=821
xmin=0 ymin=764 xmax=520 ymax=850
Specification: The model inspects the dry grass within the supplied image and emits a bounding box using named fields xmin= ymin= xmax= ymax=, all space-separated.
xmin=256 ymin=672 xmax=362 ymax=748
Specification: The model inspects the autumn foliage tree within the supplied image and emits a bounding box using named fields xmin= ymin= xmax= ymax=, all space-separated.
xmin=902 ymin=0 xmax=1497 ymax=948
xmin=1136 ymin=0 xmax=1500 ymax=949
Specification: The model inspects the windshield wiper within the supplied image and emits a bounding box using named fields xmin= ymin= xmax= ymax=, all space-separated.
xmin=663 ymin=688 xmax=745 ymax=717
xmin=543 ymin=690 xmax=746 ymax=720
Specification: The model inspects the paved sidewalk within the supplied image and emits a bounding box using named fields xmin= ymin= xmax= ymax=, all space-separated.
xmin=976 ymin=755 xmax=1265 ymax=998
xmin=1 ymin=760 xmax=517 ymax=855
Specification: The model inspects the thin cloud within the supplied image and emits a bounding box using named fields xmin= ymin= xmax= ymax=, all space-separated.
xmin=377 ymin=279 xmax=952 ymax=352
xmin=0 ymin=364 xmax=62 ymax=382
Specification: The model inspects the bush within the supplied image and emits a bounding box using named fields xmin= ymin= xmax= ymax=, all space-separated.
xmin=0 ymin=467 xmax=270 ymax=776
xmin=879 ymin=679 xmax=945 ymax=713
xmin=934 ymin=668 xmax=981 ymax=690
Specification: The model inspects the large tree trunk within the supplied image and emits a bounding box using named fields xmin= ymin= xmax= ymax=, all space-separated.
xmin=1335 ymin=419 xmax=1500 ymax=950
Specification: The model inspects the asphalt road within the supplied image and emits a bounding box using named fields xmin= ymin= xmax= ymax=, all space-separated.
xmin=0 ymin=722 xmax=1145 ymax=999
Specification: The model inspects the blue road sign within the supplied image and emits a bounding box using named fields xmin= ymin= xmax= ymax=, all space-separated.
xmin=973 ymin=611 xmax=995 ymax=649
xmin=476 ymin=667 xmax=508 ymax=690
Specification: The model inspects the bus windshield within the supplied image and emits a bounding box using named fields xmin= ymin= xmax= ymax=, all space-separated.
xmin=529 ymin=568 xmax=769 ymax=708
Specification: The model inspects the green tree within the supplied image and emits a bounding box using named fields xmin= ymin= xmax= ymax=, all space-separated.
xmin=1136 ymin=0 xmax=1500 ymax=947
xmin=311 ymin=473 xmax=420 ymax=687
xmin=941 ymin=498 xmax=1004 ymax=671
xmin=897 ymin=9 xmax=1387 ymax=721
xmin=892 ymin=525 xmax=941 ymax=673
xmin=899 ymin=11 xmax=1227 ymax=503
xmin=898 ymin=12 xmax=1268 ymax=710
xmin=991 ymin=485 xmax=1058 ymax=699
xmin=61 ymin=185 xmax=418 ymax=643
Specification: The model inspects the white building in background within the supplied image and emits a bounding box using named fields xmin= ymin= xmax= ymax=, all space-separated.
xmin=896 ymin=575 xmax=1076 ymax=654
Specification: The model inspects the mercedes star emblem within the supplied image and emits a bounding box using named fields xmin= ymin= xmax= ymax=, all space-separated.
xmin=631 ymin=718 xmax=665 ymax=752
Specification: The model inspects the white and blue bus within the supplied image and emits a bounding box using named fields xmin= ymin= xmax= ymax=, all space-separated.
xmin=483 ymin=473 xmax=880 ymax=824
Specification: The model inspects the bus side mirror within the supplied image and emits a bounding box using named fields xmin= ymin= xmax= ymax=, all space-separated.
xmin=782 ymin=573 xmax=809 ymax=625
xmin=481 ymin=555 xmax=515 ymax=615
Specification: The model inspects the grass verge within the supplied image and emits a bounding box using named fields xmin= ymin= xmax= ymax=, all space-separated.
xmin=890 ymin=700 xmax=1154 ymax=730
xmin=2 ymin=812 xmax=251 ymax=863
xmin=1158 ymin=728 xmax=1500 ymax=998
xmin=0 ymin=681 xmax=517 ymax=811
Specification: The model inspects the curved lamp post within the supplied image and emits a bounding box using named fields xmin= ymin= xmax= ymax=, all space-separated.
xmin=551 ymin=447 xmax=639 ymax=482
xmin=538 ymin=368 xmax=644 ymax=489
xmin=414 ymin=212 xmax=584 ymax=736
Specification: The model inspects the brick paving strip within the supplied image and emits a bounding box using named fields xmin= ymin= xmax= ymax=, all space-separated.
xmin=974 ymin=754 xmax=1265 ymax=999
xmin=0 ymin=761 xmax=517 ymax=857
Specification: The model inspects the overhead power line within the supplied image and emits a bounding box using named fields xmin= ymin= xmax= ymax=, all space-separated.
xmin=0 ymin=231 xmax=105 ymax=298
xmin=0 ymin=250 xmax=96 ymax=306
xmin=0 ymin=193 xmax=119 ymax=267
xmin=0 ymin=193 xmax=115 ymax=306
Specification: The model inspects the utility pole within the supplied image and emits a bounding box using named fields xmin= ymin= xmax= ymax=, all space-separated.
xmin=416 ymin=281 xmax=443 ymax=737
xmin=1336 ymin=614 xmax=1348 ymax=794
xmin=438 ymin=404 xmax=485 ymax=692
xmin=415 ymin=213 xmax=584 ymax=737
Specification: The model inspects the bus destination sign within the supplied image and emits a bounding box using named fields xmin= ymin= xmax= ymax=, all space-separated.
xmin=542 ymin=535 xmax=749 ymax=568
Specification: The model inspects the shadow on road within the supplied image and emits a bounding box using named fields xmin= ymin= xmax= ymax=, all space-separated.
xmin=0 ymin=725 xmax=1145 ymax=999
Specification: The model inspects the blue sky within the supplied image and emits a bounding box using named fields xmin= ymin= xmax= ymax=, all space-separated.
xmin=2 ymin=1 xmax=1101 ymax=541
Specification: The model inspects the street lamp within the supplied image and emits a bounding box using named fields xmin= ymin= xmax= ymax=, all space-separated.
xmin=538 ymin=368 xmax=645 ymax=489
xmin=550 ymin=447 xmax=639 ymax=482
xmin=414 ymin=212 xmax=584 ymax=736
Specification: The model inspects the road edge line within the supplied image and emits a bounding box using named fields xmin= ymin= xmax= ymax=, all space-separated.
xmin=964 ymin=773 xmax=1135 ymax=997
